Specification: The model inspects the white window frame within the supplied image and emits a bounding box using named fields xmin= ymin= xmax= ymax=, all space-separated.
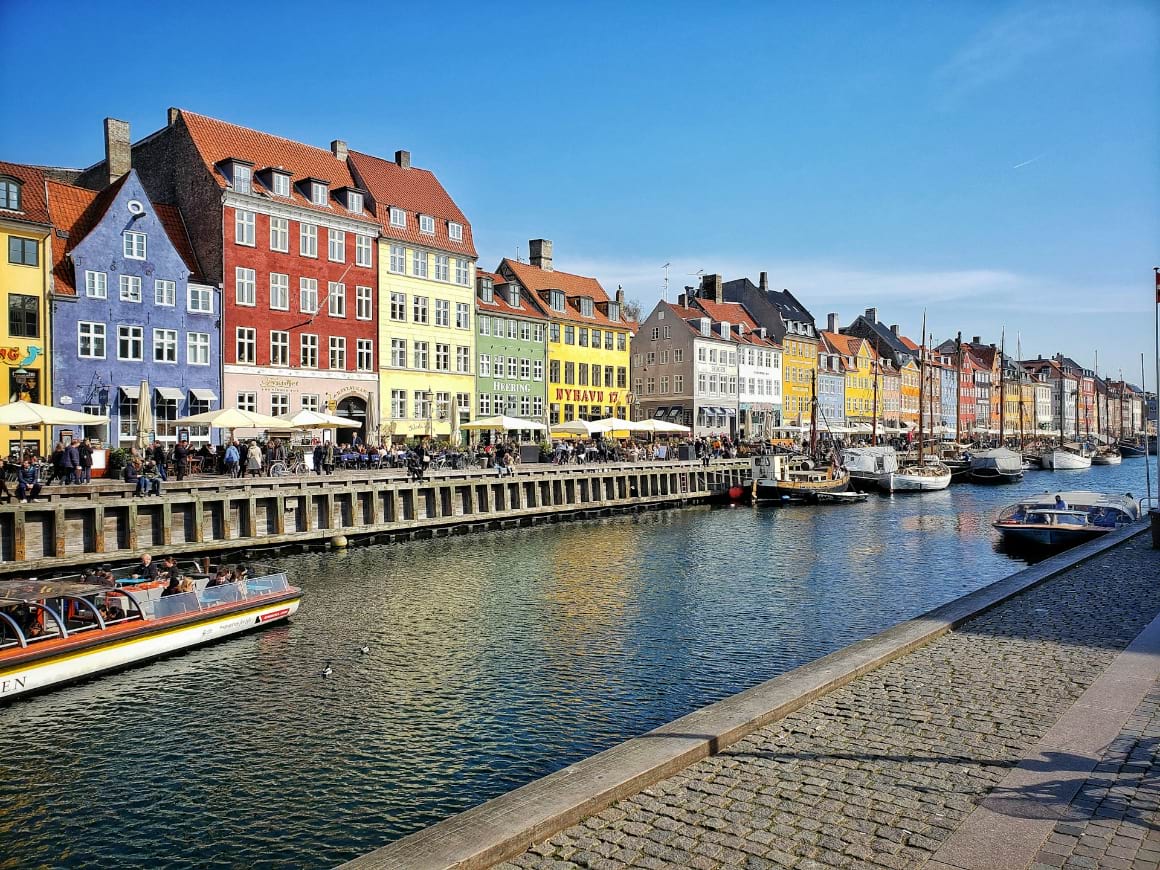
xmin=153 ymin=328 xmax=178 ymax=363
xmin=348 ymin=191 xmax=364 ymax=214
xmin=154 ymin=279 xmax=176 ymax=307
xmin=412 ymin=249 xmax=428 ymax=278
xmin=433 ymin=254 xmax=449 ymax=282
xmin=390 ymin=338 xmax=407 ymax=368
xmin=187 ymin=332 xmax=210 ymax=366
xmin=300 ymin=334 xmax=319 ymax=368
xmin=123 ymin=231 xmax=146 ymax=260
xmin=188 ymin=284 xmax=213 ymax=314
xmin=356 ymin=338 xmax=374 ymax=371
xmin=311 ymin=182 xmax=328 ymax=206
xmin=355 ymin=234 xmax=372 ymax=267
xmin=328 ymin=282 xmax=346 ymax=318
xmin=118 ymin=325 xmax=144 ymax=361
xmin=300 ymin=223 xmax=318 ymax=257
xmin=270 ymin=330 xmax=290 ymax=367
xmin=233 ymin=164 xmax=252 ymax=194
xmin=448 ymin=221 xmax=463 ymax=241
xmin=272 ymin=173 xmax=291 ymax=197
xmin=434 ymin=298 xmax=450 ymax=327
xmin=389 ymin=244 xmax=405 ymax=273
xmin=235 ymin=209 xmax=256 ymax=246
xmin=269 ymin=216 xmax=289 ymax=252
xmin=389 ymin=207 xmax=405 ymax=227
xmin=329 ymin=336 xmax=347 ymax=370
xmin=419 ymin=214 xmax=435 ymax=234
xmin=456 ymin=302 xmax=470 ymax=330
xmin=269 ymin=273 xmax=289 ymax=311
xmin=454 ymin=258 xmax=469 ymax=285
xmin=328 ymin=229 xmax=345 ymax=263
xmin=84 ymin=270 xmax=107 ymax=299
xmin=389 ymin=291 xmax=406 ymax=321
xmin=235 ymin=327 xmax=256 ymax=364
xmin=300 ymin=278 xmax=318 ymax=314
xmin=456 ymin=345 xmax=470 ymax=373
xmin=235 ymin=267 xmax=256 ymax=306
xmin=78 ymin=321 xmax=106 ymax=359
xmin=351 ymin=284 xmax=371 ymax=320
xmin=119 ymin=275 xmax=142 ymax=303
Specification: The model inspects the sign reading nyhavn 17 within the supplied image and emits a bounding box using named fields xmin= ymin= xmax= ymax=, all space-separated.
xmin=554 ymin=388 xmax=621 ymax=403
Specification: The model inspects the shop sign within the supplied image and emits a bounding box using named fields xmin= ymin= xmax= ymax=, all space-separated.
xmin=554 ymin=388 xmax=622 ymax=404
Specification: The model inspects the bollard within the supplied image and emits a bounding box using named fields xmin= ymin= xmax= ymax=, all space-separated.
xmin=1151 ymin=509 xmax=1160 ymax=550
xmin=331 ymin=535 xmax=348 ymax=549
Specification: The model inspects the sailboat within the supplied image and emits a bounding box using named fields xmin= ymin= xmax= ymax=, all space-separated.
xmin=755 ymin=371 xmax=851 ymax=502
xmin=1040 ymin=366 xmax=1091 ymax=470
xmin=844 ymin=355 xmax=898 ymax=490
xmin=1091 ymin=353 xmax=1122 ymax=465
xmin=880 ymin=314 xmax=951 ymax=492
xmin=969 ymin=332 xmax=1024 ymax=483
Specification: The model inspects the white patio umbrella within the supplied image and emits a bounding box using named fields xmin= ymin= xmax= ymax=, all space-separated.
xmin=174 ymin=408 xmax=289 ymax=430
xmin=278 ymin=409 xmax=361 ymax=429
xmin=635 ymin=419 xmax=691 ymax=434
xmin=0 ymin=401 xmax=108 ymax=455
xmin=589 ymin=416 xmax=650 ymax=434
xmin=550 ymin=419 xmax=598 ymax=437
xmin=135 ymin=379 xmax=152 ymax=452
xmin=461 ymin=415 xmax=547 ymax=432
xmin=449 ymin=394 xmax=461 ymax=445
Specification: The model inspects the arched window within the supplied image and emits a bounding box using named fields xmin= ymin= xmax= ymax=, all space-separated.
xmin=0 ymin=177 xmax=21 ymax=211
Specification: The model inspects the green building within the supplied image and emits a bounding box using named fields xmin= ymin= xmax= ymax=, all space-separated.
xmin=474 ymin=271 xmax=548 ymax=424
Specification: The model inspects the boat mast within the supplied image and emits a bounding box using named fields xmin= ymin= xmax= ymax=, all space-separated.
xmin=1018 ymin=334 xmax=1025 ymax=453
xmin=1118 ymin=369 xmax=1124 ymax=443
xmin=1058 ymin=364 xmax=1065 ymax=449
xmin=1095 ymin=350 xmax=1102 ymax=445
xmin=998 ymin=329 xmax=1006 ymax=446
xmin=809 ymin=369 xmax=818 ymax=456
xmin=955 ymin=332 xmax=963 ymax=443
xmin=871 ymin=355 xmax=879 ymax=446
xmin=917 ymin=312 xmax=927 ymax=464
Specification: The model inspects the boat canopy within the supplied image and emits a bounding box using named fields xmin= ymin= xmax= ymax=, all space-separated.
xmin=842 ymin=446 xmax=899 ymax=474
xmin=0 ymin=580 xmax=112 ymax=603
xmin=969 ymin=448 xmax=1023 ymax=473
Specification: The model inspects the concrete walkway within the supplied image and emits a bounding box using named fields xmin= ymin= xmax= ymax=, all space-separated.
xmin=498 ymin=535 xmax=1160 ymax=870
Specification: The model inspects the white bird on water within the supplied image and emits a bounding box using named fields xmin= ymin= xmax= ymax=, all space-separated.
xmin=358 ymin=643 xmax=369 ymax=655
xmin=321 ymin=662 xmax=333 ymax=677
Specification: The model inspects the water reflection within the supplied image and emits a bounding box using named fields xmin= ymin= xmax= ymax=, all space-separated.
xmin=0 ymin=461 xmax=1149 ymax=869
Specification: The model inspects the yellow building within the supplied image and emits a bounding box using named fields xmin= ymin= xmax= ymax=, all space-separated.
xmin=899 ymin=358 xmax=920 ymax=428
xmin=348 ymin=149 xmax=476 ymax=441
xmin=821 ymin=332 xmax=876 ymax=423
xmin=0 ymin=162 xmax=53 ymax=457
xmin=498 ymin=241 xmax=633 ymax=424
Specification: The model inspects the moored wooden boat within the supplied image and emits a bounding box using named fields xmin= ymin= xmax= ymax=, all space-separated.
xmin=1091 ymin=448 xmax=1122 ymax=466
xmin=754 ymin=455 xmax=851 ymax=503
xmin=1 ymin=566 xmax=301 ymax=701
xmin=968 ymin=448 xmax=1025 ymax=484
xmin=1040 ymin=447 xmax=1092 ymax=470
xmin=993 ymin=490 xmax=1139 ymax=548
xmin=880 ymin=460 xmax=952 ymax=492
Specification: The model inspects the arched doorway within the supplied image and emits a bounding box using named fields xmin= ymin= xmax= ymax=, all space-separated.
xmin=335 ymin=395 xmax=367 ymax=445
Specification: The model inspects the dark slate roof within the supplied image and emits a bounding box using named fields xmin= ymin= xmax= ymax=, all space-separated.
xmin=846 ymin=314 xmax=913 ymax=361
xmin=765 ymin=287 xmax=815 ymax=324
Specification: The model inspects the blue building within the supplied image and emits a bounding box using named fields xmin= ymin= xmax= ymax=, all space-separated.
xmin=48 ymin=169 xmax=221 ymax=448
xmin=816 ymin=342 xmax=846 ymax=432
xmin=940 ymin=362 xmax=958 ymax=432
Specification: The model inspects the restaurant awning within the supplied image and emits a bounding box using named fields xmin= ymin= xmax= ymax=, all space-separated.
xmin=667 ymin=407 xmax=683 ymax=419
xmin=119 ymin=385 xmax=140 ymax=400
xmin=654 ymin=406 xmax=669 ymax=418
xmin=189 ymin=389 xmax=218 ymax=402
xmin=155 ymin=387 xmax=184 ymax=402
xmin=725 ymin=407 xmax=737 ymax=417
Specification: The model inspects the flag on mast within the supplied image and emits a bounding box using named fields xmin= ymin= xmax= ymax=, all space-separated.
xmin=1155 ymin=268 xmax=1159 ymax=303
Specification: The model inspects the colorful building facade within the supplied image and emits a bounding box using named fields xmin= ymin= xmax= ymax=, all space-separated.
xmin=474 ymin=271 xmax=547 ymax=423
xmin=349 ymin=148 xmax=476 ymax=441
xmin=499 ymin=241 xmax=633 ymax=425
xmin=0 ymin=161 xmax=52 ymax=456
xmin=47 ymin=170 xmax=220 ymax=447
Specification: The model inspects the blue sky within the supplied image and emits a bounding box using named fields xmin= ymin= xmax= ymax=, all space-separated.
xmin=2 ymin=0 xmax=1157 ymax=384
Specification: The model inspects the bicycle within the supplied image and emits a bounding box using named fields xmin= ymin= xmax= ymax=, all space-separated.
xmin=269 ymin=450 xmax=308 ymax=476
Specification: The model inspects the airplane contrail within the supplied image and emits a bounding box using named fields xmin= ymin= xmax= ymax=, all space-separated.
xmin=1012 ymin=153 xmax=1045 ymax=169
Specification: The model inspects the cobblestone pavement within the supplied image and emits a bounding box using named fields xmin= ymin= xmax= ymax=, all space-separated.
xmin=1029 ymin=676 xmax=1160 ymax=870
xmin=499 ymin=536 xmax=1160 ymax=870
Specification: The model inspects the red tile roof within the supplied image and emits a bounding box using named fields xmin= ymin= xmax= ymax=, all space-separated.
xmin=898 ymin=335 xmax=919 ymax=351
xmin=0 ymin=161 xmax=52 ymax=226
xmin=476 ymin=271 xmax=546 ymax=320
xmin=177 ymin=110 xmax=378 ymax=226
xmin=347 ymin=149 xmax=476 ymax=258
xmin=45 ymin=178 xmax=122 ymax=296
xmin=688 ymin=297 xmax=777 ymax=346
xmin=499 ymin=258 xmax=636 ymax=331
xmin=46 ymin=176 xmax=203 ymax=295
xmin=820 ymin=331 xmax=865 ymax=357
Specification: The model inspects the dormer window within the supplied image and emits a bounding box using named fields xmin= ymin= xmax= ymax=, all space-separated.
xmin=310 ymin=181 xmax=328 ymax=206
xmin=579 ymin=297 xmax=594 ymax=317
xmin=549 ymin=289 xmax=565 ymax=313
xmin=1 ymin=177 xmax=23 ymax=211
xmin=508 ymin=285 xmax=520 ymax=308
xmin=272 ymin=172 xmax=291 ymax=197
xmin=233 ymin=164 xmax=252 ymax=194
xmin=448 ymin=222 xmax=463 ymax=241
xmin=389 ymin=207 xmax=406 ymax=228
xmin=479 ymin=278 xmax=494 ymax=303
xmin=347 ymin=191 xmax=363 ymax=214
xmin=419 ymin=214 xmax=435 ymax=235
xmin=700 ymin=318 xmax=711 ymax=336
xmin=607 ymin=302 xmax=620 ymax=322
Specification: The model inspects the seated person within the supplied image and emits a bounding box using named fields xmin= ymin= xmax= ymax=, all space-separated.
xmin=160 ymin=575 xmax=183 ymax=597
xmin=15 ymin=459 xmax=42 ymax=503
xmin=137 ymin=460 xmax=162 ymax=497
xmin=134 ymin=553 xmax=159 ymax=581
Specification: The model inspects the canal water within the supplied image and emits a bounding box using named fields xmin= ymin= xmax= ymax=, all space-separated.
xmin=1 ymin=461 xmax=1152 ymax=869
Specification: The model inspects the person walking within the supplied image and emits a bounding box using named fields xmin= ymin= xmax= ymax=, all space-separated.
xmin=312 ymin=441 xmax=325 ymax=476
xmin=77 ymin=440 xmax=93 ymax=483
xmin=322 ymin=440 xmax=336 ymax=476
xmin=61 ymin=441 xmax=79 ymax=485
xmin=173 ymin=439 xmax=190 ymax=482
xmin=151 ymin=441 xmax=169 ymax=481
xmin=246 ymin=441 xmax=263 ymax=478
xmin=223 ymin=441 xmax=240 ymax=478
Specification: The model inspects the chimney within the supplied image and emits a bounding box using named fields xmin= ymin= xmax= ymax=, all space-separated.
xmin=677 ymin=292 xmax=687 ymax=308
xmin=331 ymin=139 xmax=348 ymax=161
xmin=864 ymin=307 xmax=877 ymax=323
xmin=615 ymin=286 xmax=625 ymax=304
xmin=395 ymin=150 xmax=410 ymax=169
xmin=890 ymin=324 xmax=899 ymax=336
xmin=104 ymin=117 xmax=131 ymax=185
xmin=701 ymin=274 xmax=723 ymax=303
xmin=973 ymin=336 xmax=981 ymax=345
xmin=827 ymin=313 xmax=838 ymax=333
xmin=168 ymin=107 xmax=180 ymax=126
xmin=758 ymin=271 xmax=769 ymax=292
xmin=529 ymin=239 xmax=553 ymax=272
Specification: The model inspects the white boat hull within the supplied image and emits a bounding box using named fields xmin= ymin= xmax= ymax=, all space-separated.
xmin=1040 ymin=449 xmax=1092 ymax=470
xmin=880 ymin=468 xmax=952 ymax=492
xmin=0 ymin=597 xmax=300 ymax=701
xmin=1091 ymin=454 xmax=1122 ymax=466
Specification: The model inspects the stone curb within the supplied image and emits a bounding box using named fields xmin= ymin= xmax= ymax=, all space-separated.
xmin=338 ymin=523 xmax=1150 ymax=870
